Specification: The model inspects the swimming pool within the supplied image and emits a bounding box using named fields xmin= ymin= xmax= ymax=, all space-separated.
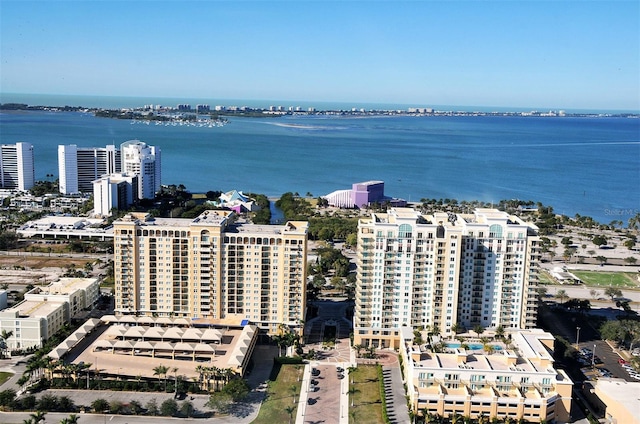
xmin=445 ymin=342 xmax=503 ymax=351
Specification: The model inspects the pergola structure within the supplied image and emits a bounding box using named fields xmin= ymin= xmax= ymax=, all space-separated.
xmin=48 ymin=318 xmax=101 ymax=359
xmin=94 ymin=324 xmax=224 ymax=361
xmin=48 ymin=315 xmax=258 ymax=379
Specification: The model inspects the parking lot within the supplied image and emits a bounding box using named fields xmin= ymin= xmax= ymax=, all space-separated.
xmin=577 ymin=340 xmax=640 ymax=382
xmin=299 ymin=363 xmax=347 ymax=424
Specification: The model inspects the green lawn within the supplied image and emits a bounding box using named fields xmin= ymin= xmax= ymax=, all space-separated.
xmin=572 ymin=270 xmax=639 ymax=288
xmin=538 ymin=270 xmax=555 ymax=285
xmin=0 ymin=371 xmax=13 ymax=386
xmin=347 ymin=365 xmax=385 ymax=424
xmin=251 ymin=363 xmax=303 ymax=424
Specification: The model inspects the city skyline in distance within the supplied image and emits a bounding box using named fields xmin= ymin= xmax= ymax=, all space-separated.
xmin=1 ymin=1 xmax=639 ymax=112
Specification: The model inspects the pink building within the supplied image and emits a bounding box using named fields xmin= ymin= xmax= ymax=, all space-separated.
xmin=323 ymin=180 xmax=406 ymax=208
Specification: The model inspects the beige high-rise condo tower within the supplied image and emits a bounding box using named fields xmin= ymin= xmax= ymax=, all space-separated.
xmin=113 ymin=210 xmax=308 ymax=335
xmin=354 ymin=207 xmax=541 ymax=349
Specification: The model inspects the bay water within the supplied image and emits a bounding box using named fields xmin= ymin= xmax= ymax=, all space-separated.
xmin=0 ymin=106 xmax=638 ymax=225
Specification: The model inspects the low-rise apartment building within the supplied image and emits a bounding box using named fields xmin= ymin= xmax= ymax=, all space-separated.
xmin=0 ymin=300 xmax=67 ymax=350
xmin=25 ymin=277 xmax=100 ymax=317
xmin=0 ymin=277 xmax=100 ymax=350
xmin=401 ymin=328 xmax=572 ymax=423
xmin=589 ymin=378 xmax=640 ymax=424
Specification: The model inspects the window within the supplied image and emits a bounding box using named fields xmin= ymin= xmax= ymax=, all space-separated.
xmin=399 ymin=224 xmax=412 ymax=239
xmin=489 ymin=225 xmax=503 ymax=238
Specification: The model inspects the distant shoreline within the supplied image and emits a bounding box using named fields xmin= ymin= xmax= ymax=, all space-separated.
xmin=1 ymin=101 xmax=638 ymax=119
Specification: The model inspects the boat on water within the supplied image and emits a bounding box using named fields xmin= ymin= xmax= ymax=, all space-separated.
xmin=130 ymin=117 xmax=228 ymax=128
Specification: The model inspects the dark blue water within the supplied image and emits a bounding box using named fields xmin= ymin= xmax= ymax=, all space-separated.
xmin=0 ymin=109 xmax=638 ymax=224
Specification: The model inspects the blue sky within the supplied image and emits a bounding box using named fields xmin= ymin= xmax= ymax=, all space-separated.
xmin=1 ymin=1 xmax=639 ymax=110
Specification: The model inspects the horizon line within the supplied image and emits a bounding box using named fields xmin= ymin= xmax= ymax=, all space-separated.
xmin=1 ymin=92 xmax=639 ymax=115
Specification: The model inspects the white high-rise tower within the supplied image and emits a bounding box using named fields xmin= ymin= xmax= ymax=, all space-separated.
xmin=0 ymin=142 xmax=35 ymax=191
xmin=120 ymin=140 xmax=161 ymax=199
xmin=58 ymin=144 xmax=121 ymax=194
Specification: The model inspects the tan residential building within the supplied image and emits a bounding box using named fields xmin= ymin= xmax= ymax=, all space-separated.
xmin=590 ymin=379 xmax=640 ymax=424
xmin=401 ymin=328 xmax=573 ymax=423
xmin=0 ymin=277 xmax=100 ymax=350
xmin=25 ymin=277 xmax=100 ymax=317
xmin=0 ymin=300 xmax=67 ymax=350
xmin=113 ymin=211 xmax=308 ymax=335
xmin=354 ymin=208 xmax=540 ymax=348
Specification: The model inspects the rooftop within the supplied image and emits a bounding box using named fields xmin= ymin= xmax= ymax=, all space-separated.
xmin=34 ymin=277 xmax=98 ymax=296
xmin=0 ymin=299 xmax=64 ymax=318
xmin=68 ymin=316 xmax=258 ymax=379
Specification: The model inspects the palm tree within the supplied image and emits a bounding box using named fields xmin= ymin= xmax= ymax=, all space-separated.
xmin=347 ymin=386 xmax=360 ymax=407
xmin=29 ymin=411 xmax=46 ymax=424
xmin=25 ymin=358 xmax=42 ymax=382
xmin=60 ymin=414 xmax=79 ymax=424
xmin=60 ymin=363 xmax=75 ymax=383
xmin=495 ymin=325 xmax=505 ymax=340
xmin=289 ymin=384 xmax=297 ymax=403
xmin=451 ymin=322 xmax=463 ymax=335
xmin=473 ymin=325 xmax=484 ymax=338
xmin=428 ymin=324 xmax=441 ymax=338
xmin=220 ymin=367 xmax=235 ymax=390
xmin=172 ymin=367 xmax=179 ymax=393
xmin=628 ymin=213 xmax=640 ymax=231
xmin=41 ymin=356 xmax=56 ymax=381
xmin=152 ymin=364 xmax=169 ymax=391
xmin=285 ymin=405 xmax=295 ymax=424
xmin=353 ymin=344 xmax=364 ymax=357
xmin=195 ymin=365 xmax=205 ymax=390
xmin=207 ymin=366 xmax=220 ymax=391
xmin=0 ymin=329 xmax=11 ymax=359
xmin=556 ymin=289 xmax=568 ymax=305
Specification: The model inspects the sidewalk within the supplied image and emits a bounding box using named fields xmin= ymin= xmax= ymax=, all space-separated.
xmin=0 ymin=355 xmax=31 ymax=394
xmin=382 ymin=364 xmax=411 ymax=424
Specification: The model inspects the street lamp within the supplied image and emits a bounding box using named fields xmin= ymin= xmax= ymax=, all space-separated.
xmin=576 ymin=327 xmax=581 ymax=348
xmin=592 ymin=344 xmax=597 ymax=368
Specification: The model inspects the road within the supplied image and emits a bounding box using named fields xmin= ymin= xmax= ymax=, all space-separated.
xmin=0 ymin=411 xmax=181 ymax=424
xmin=545 ymin=284 xmax=640 ymax=303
